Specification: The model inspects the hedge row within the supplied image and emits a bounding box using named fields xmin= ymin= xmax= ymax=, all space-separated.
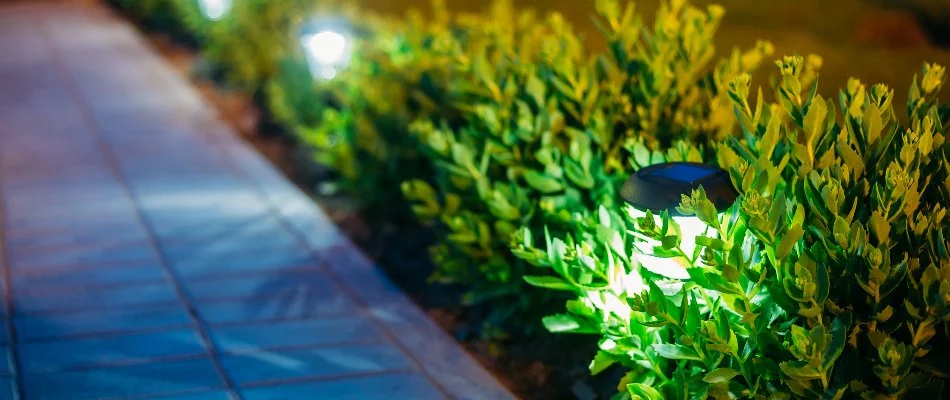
xmin=114 ymin=0 xmax=950 ymax=397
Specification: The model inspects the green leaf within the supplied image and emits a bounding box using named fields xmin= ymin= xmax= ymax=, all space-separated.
xmin=639 ymin=319 xmax=672 ymax=328
xmin=627 ymin=383 xmax=663 ymax=400
xmin=833 ymin=215 xmax=850 ymax=249
xmin=705 ymin=272 xmax=742 ymax=295
xmin=523 ymin=275 xmax=574 ymax=291
xmin=815 ymin=251 xmax=831 ymax=303
xmin=652 ymin=344 xmax=703 ymax=361
xmin=780 ymin=361 xmax=821 ymax=381
xmin=759 ymin=113 xmax=782 ymax=161
xmin=663 ymin=368 xmax=690 ymax=400
xmin=864 ymin=103 xmax=883 ymax=146
xmin=776 ymin=224 xmax=804 ymax=260
xmin=823 ymin=312 xmax=852 ymax=371
xmin=589 ymin=351 xmax=615 ymax=375
xmin=598 ymin=205 xmax=612 ymax=228
xmin=685 ymin=293 xmax=702 ymax=336
xmin=542 ymin=314 xmax=589 ymax=333
xmin=550 ymin=76 xmax=575 ymax=100
xmin=768 ymin=195 xmax=788 ymax=236
xmin=526 ymin=75 xmax=546 ymax=106
xmin=803 ymin=97 xmax=828 ymax=151
xmin=661 ymin=235 xmax=680 ymax=250
xmin=695 ymin=197 xmax=720 ymax=228
xmin=703 ymin=368 xmax=740 ymax=384
xmin=563 ymin=158 xmax=594 ymax=189
xmin=524 ymin=171 xmax=564 ymax=193
xmin=835 ymin=140 xmax=865 ymax=178
xmin=869 ymin=210 xmax=890 ymax=244
xmin=451 ymin=143 xmax=476 ymax=168
xmin=723 ymin=264 xmax=740 ymax=282
xmin=632 ymin=141 xmax=651 ymax=168
xmin=695 ymin=236 xmax=725 ymax=250
xmin=753 ymin=357 xmax=782 ymax=380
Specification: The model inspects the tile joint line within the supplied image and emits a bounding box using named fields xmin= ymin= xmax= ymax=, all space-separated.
xmin=38 ymin=6 xmax=242 ymax=398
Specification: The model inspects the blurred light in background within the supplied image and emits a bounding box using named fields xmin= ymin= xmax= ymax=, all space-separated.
xmin=198 ymin=0 xmax=231 ymax=21
xmin=301 ymin=29 xmax=351 ymax=80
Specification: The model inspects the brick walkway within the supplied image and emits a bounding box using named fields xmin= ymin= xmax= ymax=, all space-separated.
xmin=0 ymin=2 xmax=514 ymax=399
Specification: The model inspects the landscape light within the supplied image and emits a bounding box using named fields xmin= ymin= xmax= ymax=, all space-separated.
xmin=621 ymin=162 xmax=738 ymax=280
xmin=300 ymin=22 xmax=352 ymax=80
xmin=198 ymin=0 xmax=231 ymax=21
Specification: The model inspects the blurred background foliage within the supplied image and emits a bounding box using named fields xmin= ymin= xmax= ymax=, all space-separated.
xmin=103 ymin=0 xmax=950 ymax=397
xmin=355 ymin=0 xmax=950 ymax=104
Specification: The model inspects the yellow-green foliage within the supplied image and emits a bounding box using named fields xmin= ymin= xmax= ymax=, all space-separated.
xmin=514 ymin=59 xmax=949 ymax=398
xmin=262 ymin=5 xmax=449 ymax=209
xmin=198 ymin=0 xmax=317 ymax=90
xmin=169 ymin=0 xmax=210 ymax=39
xmin=401 ymin=0 xmax=773 ymax=335
xmin=122 ymin=0 xmax=950 ymax=396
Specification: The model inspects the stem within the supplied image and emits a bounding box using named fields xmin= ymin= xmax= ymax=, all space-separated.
xmin=739 ymin=359 xmax=756 ymax=395
xmin=700 ymin=290 xmax=717 ymax=313
xmin=651 ymin=357 xmax=670 ymax=380
xmin=674 ymin=246 xmax=698 ymax=269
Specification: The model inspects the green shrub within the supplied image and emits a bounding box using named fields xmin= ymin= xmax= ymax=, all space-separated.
xmin=118 ymin=0 xmax=950 ymax=396
xmin=168 ymin=0 xmax=213 ymax=41
xmin=265 ymin=11 xmax=436 ymax=212
xmin=514 ymin=48 xmax=950 ymax=397
xmin=109 ymin=0 xmax=186 ymax=34
xmin=174 ymin=0 xmax=435 ymax=212
xmin=197 ymin=0 xmax=317 ymax=90
xmin=402 ymin=0 xmax=773 ymax=337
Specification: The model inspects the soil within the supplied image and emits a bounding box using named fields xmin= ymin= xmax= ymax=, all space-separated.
xmin=138 ymin=28 xmax=618 ymax=400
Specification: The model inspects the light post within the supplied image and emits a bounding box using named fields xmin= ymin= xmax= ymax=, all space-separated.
xmin=299 ymin=21 xmax=352 ymax=80
xmin=197 ymin=0 xmax=231 ymax=21
xmin=621 ymin=162 xmax=738 ymax=280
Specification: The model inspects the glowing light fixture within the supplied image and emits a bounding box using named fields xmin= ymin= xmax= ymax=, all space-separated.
xmin=300 ymin=22 xmax=352 ymax=80
xmin=197 ymin=0 xmax=231 ymax=21
xmin=621 ymin=162 xmax=738 ymax=280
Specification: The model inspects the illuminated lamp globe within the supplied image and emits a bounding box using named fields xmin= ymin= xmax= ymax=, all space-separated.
xmin=300 ymin=22 xmax=352 ymax=80
xmin=621 ymin=162 xmax=738 ymax=280
xmin=198 ymin=0 xmax=231 ymax=21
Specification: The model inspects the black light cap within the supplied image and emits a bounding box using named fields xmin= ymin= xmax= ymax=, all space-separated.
xmin=620 ymin=162 xmax=738 ymax=216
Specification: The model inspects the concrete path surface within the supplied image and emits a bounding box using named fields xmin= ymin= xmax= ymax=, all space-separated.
xmin=0 ymin=1 xmax=515 ymax=399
